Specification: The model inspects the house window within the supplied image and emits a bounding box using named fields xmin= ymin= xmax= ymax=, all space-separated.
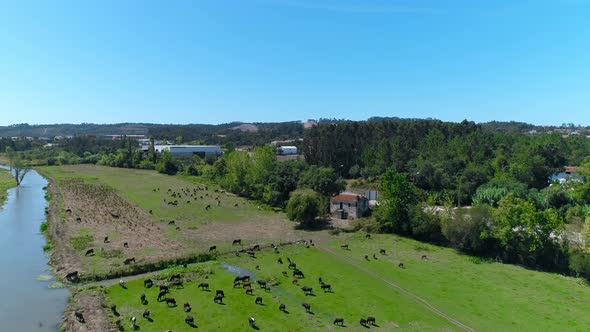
xmin=339 ymin=202 xmax=343 ymax=209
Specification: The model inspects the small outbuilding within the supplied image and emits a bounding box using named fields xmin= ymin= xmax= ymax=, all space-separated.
xmin=330 ymin=193 xmax=369 ymax=220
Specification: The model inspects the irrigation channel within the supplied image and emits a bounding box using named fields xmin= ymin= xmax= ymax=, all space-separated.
xmin=0 ymin=167 xmax=69 ymax=331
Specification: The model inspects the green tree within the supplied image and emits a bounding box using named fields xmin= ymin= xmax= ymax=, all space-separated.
xmin=155 ymin=151 xmax=178 ymax=175
xmin=298 ymin=166 xmax=345 ymax=198
xmin=286 ymin=189 xmax=324 ymax=227
xmin=375 ymin=167 xmax=419 ymax=234
xmin=5 ymin=147 xmax=30 ymax=186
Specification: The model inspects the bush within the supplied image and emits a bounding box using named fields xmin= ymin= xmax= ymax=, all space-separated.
xmin=441 ymin=206 xmax=490 ymax=253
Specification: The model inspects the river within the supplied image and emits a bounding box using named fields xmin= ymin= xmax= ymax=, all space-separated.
xmin=0 ymin=168 xmax=69 ymax=331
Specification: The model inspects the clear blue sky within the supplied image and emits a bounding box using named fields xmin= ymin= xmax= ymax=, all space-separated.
xmin=1 ymin=0 xmax=589 ymax=126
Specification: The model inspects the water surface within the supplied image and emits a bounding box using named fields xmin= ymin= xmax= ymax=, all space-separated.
xmin=0 ymin=168 xmax=69 ymax=331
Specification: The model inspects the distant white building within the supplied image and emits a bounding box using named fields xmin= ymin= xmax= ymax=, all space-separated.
xmin=154 ymin=145 xmax=222 ymax=156
xmin=277 ymin=146 xmax=298 ymax=155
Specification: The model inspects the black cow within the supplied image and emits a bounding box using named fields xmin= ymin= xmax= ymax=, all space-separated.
xmin=232 ymin=239 xmax=242 ymax=245
xmin=302 ymin=302 xmax=311 ymax=313
xmin=185 ymin=315 xmax=195 ymax=326
xmin=169 ymin=274 xmax=181 ymax=281
xmin=184 ymin=302 xmax=191 ymax=312
xmin=142 ymin=309 xmax=150 ymax=319
xmin=367 ymin=316 xmax=376 ymax=325
xmin=293 ymin=269 xmax=304 ymax=278
xmin=144 ymin=279 xmax=153 ymax=288
xmin=198 ymin=282 xmax=209 ymax=290
xmin=216 ymin=290 xmax=225 ymax=298
xmin=65 ymin=271 xmax=79 ymax=282
xmin=279 ymin=303 xmax=286 ymax=312
xmin=334 ymin=318 xmax=344 ymax=326
xmin=209 ymin=245 xmax=217 ymax=252
xmin=123 ymin=257 xmax=136 ymax=265
xmin=85 ymin=248 xmax=94 ymax=256
xmin=165 ymin=297 xmax=177 ymax=306
xmin=255 ymin=296 xmax=263 ymax=304
xmin=321 ymin=283 xmax=332 ymax=292
xmin=256 ymin=280 xmax=267 ymax=289
xmin=214 ymin=295 xmax=224 ymax=304
xmin=74 ymin=310 xmax=85 ymax=323
xmin=302 ymin=286 xmax=313 ymax=295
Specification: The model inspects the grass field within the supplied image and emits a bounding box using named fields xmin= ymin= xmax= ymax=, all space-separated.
xmin=106 ymin=233 xmax=590 ymax=332
xmin=38 ymin=165 xmax=301 ymax=278
xmin=0 ymin=168 xmax=14 ymax=208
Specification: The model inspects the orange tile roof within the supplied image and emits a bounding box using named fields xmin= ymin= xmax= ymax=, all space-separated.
xmin=331 ymin=194 xmax=360 ymax=202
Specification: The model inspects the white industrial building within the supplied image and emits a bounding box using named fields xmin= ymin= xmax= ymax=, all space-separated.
xmin=154 ymin=145 xmax=222 ymax=156
xmin=277 ymin=146 xmax=298 ymax=155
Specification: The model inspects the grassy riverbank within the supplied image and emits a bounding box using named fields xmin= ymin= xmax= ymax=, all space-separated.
xmin=0 ymin=168 xmax=14 ymax=208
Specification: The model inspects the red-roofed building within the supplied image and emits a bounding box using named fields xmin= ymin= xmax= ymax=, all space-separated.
xmin=330 ymin=193 xmax=369 ymax=220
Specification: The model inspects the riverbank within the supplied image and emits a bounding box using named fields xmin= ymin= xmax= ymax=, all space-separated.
xmin=0 ymin=168 xmax=14 ymax=207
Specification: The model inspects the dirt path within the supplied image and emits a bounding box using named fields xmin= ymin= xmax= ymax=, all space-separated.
xmin=312 ymin=238 xmax=476 ymax=332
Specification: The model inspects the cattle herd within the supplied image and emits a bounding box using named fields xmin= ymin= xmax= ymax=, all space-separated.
xmin=85 ymin=240 xmax=382 ymax=330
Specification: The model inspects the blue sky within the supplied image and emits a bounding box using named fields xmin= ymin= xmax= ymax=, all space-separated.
xmin=1 ymin=0 xmax=589 ymax=126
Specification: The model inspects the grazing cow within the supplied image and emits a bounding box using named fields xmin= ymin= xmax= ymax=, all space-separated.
xmin=184 ymin=302 xmax=191 ymax=312
xmin=373 ymin=254 xmax=377 ymax=260
xmin=176 ymin=226 xmax=181 ymax=231
xmin=205 ymin=204 xmax=211 ymax=211
xmin=321 ymin=283 xmax=332 ymax=292
xmin=168 ymin=220 xmax=175 ymax=225
xmin=247 ymin=251 xmax=256 ymax=258
xmin=302 ymin=302 xmax=311 ymax=313
xmin=288 ymin=262 xmax=297 ymax=270
xmin=214 ymin=295 xmax=224 ymax=304
xmin=292 ymin=279 xmax=298 ymax=285
xmin=216 ymin=290 xmax=225 ymax=298
xmin=334 ymin=318 xmax=344 ymax=326
xmin=255 ymin=296 xmax=263 ymax=304
xmin=209 ymin=246 xmax=217 ymax=252
xmin=123 ymin=242 xmax=129 ymax=248
xmin=252 ymin=244 xmax=260 ymax=251
xmin=130 ymin=316 xmax=137 ymax=329
xmin=170 ymin=274 xmax=181 ymax=281
xmin=278 ymin=258 xmax=283 ymax=264
xmin=140 ymin=293 xmax=146 ymax=304
xmin=85 ymin=248 xmax=94 ymax=256
xmin=159 ymin=284 xmax=169 ymax=292
xmin=255 ymin=265 xmax=260 ymax=270
xmin=74 ymin=310 xmax=85 ymax=323
xmin=246 ymin=288 xmax=254 ymax=295
xmin=198 ymin=282 xmax=209 ymax=290
xmin=142 ymin=309 xmax=150 ymax=319
xmin=165 ymin=298 xmax=177 ymax=306
xmin=110 ymin=304 xmax=118 ymax=314
xmin=398 ymin=262 xmax=405 ymax=269
xmin=421 ymin=255 xmax=428 ymax=260
xmin=157 ymin=290 xmax=168 ymax=302
xmin=360 ymin=318 xmax=368 ymax=327
xmin=366 ymin=233 xmax=371 ymax=239
xmin=379 ymin=249 xmax=386 ymax=255
xmin=144 ymin=279 xmax=153 ymax=288
xmin=256 ymin=280 xmax=267 ymax=289
xmin=234 ymin=203 xmax=239 ymax=207
xmin=76 ymin=217 xmax=81 ymax=223
xmin=119 ymin=279 xmax=126 ymax=288
xmin=104 ymin=236 xmax=109 ymax=243
xmin=318 ymin=277 xmax=323 ymax=284
xmin=66 ymin=208 xmax=72 ymax=214
xmin=302 ymin=286 xmax=313 ymax=295
xmin=123 ymin=257 xmax=136 ymax=265
xmin=293 ymin=269 xmax=304 ymax=278
xmin=364 ymin=255 xmax=369 ymax=261
xmin=185 ymin=315 xmax=195 ymax=326
xmin=279 ymin=303 xmax=286 ymax=312
xmin=367 ymin=316 xmax=376 ymax=325
xmin=249 ymin=316 xmax=255 ymax=327
xmin=243 ymin=281 xmax=252 ymax=289
xmin=340 ymin=244 xmax=349 ymax=250
xmin=148 ymin=209 xmax=153 ymax=214
xmin=232 ymin=239 xmax=242 ymax=245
